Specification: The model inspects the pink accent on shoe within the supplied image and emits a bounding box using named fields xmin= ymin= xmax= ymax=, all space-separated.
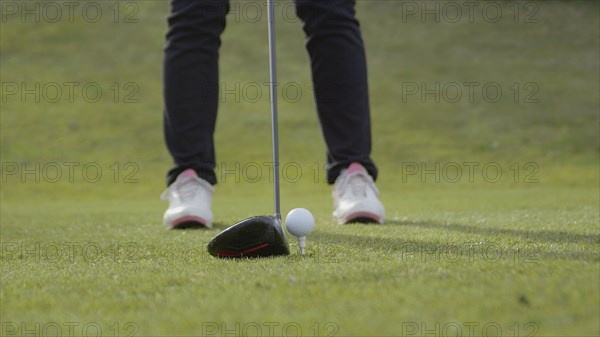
xmin=179 ymin=169 xmax=197 ymax=178
xmin=345 ymin=211 xmax=381 ymax=223
xmin=347 ymin=162 xmax=365 ymax=174
xmin=172 ymin=215 xmax=208 ymax=228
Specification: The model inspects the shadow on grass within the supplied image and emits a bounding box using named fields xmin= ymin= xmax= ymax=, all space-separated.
xmin=313 ymin=222 xmax=599 ymax=263
xmin=387 ymin=219 xmax=600 ymax=245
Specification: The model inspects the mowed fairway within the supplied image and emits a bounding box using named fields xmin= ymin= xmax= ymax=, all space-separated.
xmin=1 ymin=1 xmax=599 ymax=336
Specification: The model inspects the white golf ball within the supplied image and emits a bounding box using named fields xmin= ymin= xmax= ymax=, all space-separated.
xmin=285 ymin=208 xmax=315 ymax=237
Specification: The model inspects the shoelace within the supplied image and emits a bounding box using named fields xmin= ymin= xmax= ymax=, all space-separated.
xmin=160 ymin=176 xmax=204 ymax=201
xmin=335 ymin=171 xmax=376 ymax=197
xmin=177 ymin=177 xmax=200 ymax=201
xmin=348 ymin=173 xmax=368 ymax=197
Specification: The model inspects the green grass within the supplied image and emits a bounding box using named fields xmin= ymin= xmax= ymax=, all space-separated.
xmin=1 ymin=1 xmax=599 ymax=336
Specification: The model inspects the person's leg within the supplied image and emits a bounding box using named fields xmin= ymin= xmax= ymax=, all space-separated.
xmin=296 ymin=0 xmax=384 ymax=224
xmin=162 ymin=0 xmax=229 ymax=229
xmin=295 ymin=0 xmax=377 ymax=184
xmin=163 ymin=0 xmax=229 ymax=186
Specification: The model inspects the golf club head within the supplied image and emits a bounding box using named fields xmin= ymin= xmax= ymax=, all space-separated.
xmin=207 ymin=215 xmax=290 ymax=258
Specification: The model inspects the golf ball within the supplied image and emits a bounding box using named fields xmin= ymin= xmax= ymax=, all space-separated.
xmin=285 ymin=208 xmax=315 ymax=237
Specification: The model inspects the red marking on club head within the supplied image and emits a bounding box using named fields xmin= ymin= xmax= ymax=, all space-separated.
xmin=217 ymin=243 xmax=270 ymax=257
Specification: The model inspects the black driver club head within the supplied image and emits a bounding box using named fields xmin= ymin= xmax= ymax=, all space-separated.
xmin=207 ymin=216 xmax=290 ymax=258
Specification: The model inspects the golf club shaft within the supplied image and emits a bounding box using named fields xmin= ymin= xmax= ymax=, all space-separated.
xmin=267 ymin=0 xmax=281 ymax=221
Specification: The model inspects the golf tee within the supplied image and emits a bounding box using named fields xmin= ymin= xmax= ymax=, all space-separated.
xmin=297 ymin=236 xmax=306 ymax=256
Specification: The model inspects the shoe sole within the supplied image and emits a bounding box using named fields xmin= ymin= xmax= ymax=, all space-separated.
xmin=169 ymin=216 xmax=211 ymax=229
xmin=343 ymin=211 xmax=383 ymax=224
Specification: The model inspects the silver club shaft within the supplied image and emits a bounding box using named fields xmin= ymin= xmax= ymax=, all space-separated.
xmin=267 ymin=0 xmax=280 ymax=221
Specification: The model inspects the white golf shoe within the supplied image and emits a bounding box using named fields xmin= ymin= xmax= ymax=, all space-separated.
xmin=161 ymin=169 xmax=214 ymax=229
xmin=333 ymin=162 xmax=385 ymax=224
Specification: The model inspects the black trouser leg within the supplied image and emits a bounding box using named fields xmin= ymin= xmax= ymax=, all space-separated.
xmin=295 ymin=0 xmax=378 ymax=183
xmin=164 ymin=0 xmax=377 ymax=186
xmin=163 ymin=0 xmax=229 ymax=185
